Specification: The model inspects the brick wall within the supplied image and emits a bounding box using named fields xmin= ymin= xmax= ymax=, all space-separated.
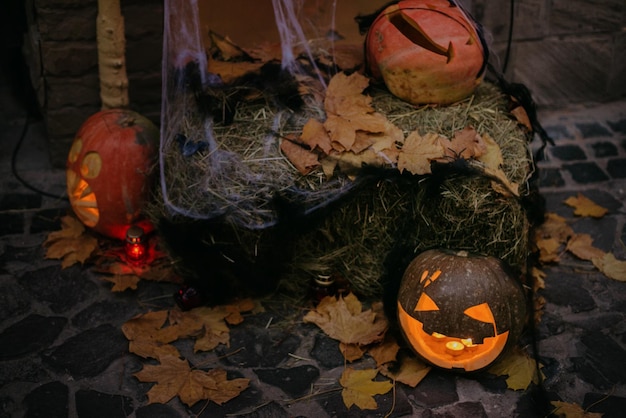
xmin=22 ymin=0 xmax=626 ymax=167
xmin=23 ymin=0 xmax=163 ymax=167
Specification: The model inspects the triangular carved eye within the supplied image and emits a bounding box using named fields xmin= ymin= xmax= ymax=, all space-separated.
xmin=463 ymin=303 xmax=495 ymax=324
xmin=415 ymin=292 xmax=439 ymax=312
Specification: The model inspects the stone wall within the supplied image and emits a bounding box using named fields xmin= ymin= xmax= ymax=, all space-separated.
xmin=22 ymin=0 xmax=626 ymax=167
xmin=467 ymin=0 xmax=626 ymax=107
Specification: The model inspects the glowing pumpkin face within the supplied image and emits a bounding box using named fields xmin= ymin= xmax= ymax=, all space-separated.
xmin=397 ymin=249 xmax=526 ymax=372
xmin=365 ymin=0 xmax=487 ymax=105
xmin=66 ymin=109 xmax=159 ymax=240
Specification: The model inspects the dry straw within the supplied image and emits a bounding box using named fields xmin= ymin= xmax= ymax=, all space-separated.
xmin=154 ymin=81 xmax=534 ymax=300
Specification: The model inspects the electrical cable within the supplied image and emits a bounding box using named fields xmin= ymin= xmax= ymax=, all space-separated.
xmin=501 ymin=0 xmax=515 ymax=74
xmin=10 ymin=112 xmax=68 ymax=201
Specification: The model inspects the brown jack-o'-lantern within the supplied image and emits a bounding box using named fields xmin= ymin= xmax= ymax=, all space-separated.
xmin=365 ymin=0 xmax=486 ymax=105
xmin=397 ymin=249 xmax=526 ymax=372
xmin=66 ymin=109 xmax=159 ymax=240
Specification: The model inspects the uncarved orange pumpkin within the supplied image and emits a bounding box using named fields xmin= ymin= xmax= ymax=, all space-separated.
xmin=66 ymin=109 xmax=159 ymax=240
xmin=397 ymin=249 xmax=526 ymax=372
xmin=365 ymin=0 xmax=486 ymax=105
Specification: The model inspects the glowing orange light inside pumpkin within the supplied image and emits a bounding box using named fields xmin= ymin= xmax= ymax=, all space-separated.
xmin=125 ymin=225 xmax=147 ymax=263
xmin=445 ymin=341 xmax=465 ymax=356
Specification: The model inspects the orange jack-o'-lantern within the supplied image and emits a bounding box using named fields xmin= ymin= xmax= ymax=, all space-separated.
xmin=397 ymin=249 xmax=526 ymax=372
xmin=365 ymin=0 xmax=486 ymax=105
xmin=66 ymin=109 xmax=159 ymax=240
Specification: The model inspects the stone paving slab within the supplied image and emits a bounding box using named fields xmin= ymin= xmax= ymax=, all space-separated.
xmin=2 ymin=74 xmax=626 ymax=417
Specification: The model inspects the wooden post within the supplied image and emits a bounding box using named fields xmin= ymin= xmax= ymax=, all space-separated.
xmin=97 ymin=0 xmax=129 ymax=109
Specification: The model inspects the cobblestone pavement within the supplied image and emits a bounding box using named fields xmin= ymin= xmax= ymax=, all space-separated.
xmin=2 ymin=64 xmax=626 ymax=417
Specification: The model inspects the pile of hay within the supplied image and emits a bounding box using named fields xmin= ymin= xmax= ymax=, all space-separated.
xmin=153 ymin=81 xmax=534 ymax=302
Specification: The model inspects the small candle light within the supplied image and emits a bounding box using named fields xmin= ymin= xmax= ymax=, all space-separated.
xmin=125 ymin=225 xmax=147 ymax=263
xmin=461 ymin=338 xmax=477 ymax=348
xmin=431 ymin=332 xmax=447 ymax=342
xmin=445 ymin=341 xmax=465 ymax=356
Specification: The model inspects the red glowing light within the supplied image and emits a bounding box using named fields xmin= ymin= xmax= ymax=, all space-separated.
xmin=125 ymin=225 xmax=147 ymax=263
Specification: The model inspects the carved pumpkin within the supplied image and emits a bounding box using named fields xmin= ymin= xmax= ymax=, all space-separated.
xmin=66 ymin=109 xmax=159 ymax=240
xmin=365 ymin=0 xmax=486 ymax=105
xmin=397 ymin=249 xmax=526 ymax=372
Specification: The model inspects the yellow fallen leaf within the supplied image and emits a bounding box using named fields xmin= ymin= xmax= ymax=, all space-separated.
xmin=477 ymin=132 xmax=504 ymax=171
xmin=339 ymin=368 xmax=392 ymax=410
xmin=592 ymin=253 xmax=626 ymax=282
xmin=488 ymin=348 xmax=544 ymax=390
xmin=564 ymin=193 xmax=608 ymax=218
xmin=534 ymin=212 xmax=574 ymax=244
xmin=398 ymin=131 xmax=447 ymax=175
xmin=550 ymin=401 xmax=603 ymax=418
xmin=566 ymin=234 xmax=606 ymax=261
xmin=536 ymin=237 xmax=562 ymax=263
xmin=379 ymin=355 xmax=431 ymax=387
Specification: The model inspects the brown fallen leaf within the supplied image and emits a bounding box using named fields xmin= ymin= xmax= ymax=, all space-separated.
xmin=510 ymin=105 xmax=532 ymax=131
xmin=339 ymin=367 xmax=393 ymax=410
xmin=367 ymin=336 xmax=401 ymax=367
xmin=280 ymin=136 xmax=320 ymax=175
xmin=303 ymin=293 xmax=388 ymax=346
xmin=300 ymin=118 xmax=333 ymax=154
xmin=487 ymin=347 xmax=544 ymax=391
xmin=134 ymin=355 xmax=249 ymax=407
xmin=398 ymin=131 xmax=447 ymax=175
xmin=44 ymin=215 xmax=99 ymax=269
xmin=564 ymin=193 xmax=608 ymax=218
xmin=566 ymin=233 xmax=606 ymax=261
xmin=379 ymin=355 xmax=431 ymax=388
xmin=340 ymin=342 xmax=366 ymax=362
xmin=122 ymin=310 xmax=181 ymax=360
xmin=444 ymin=126 xmax=487 ymax=159
xmin=102 ymin=274 xmax=141 ymax=292
xmin=592 ymin=253 xmax=626 ymax=282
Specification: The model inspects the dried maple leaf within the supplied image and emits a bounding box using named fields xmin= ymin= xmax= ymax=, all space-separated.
xmin=444 ymin=126 xmax=486 ymax=159
xmin=303 ymin=293 xmax=388 ymax=346
xmin=487 ymin=348 xmax=544 ymax=391
xmin=536 ymin=237 xmax=562 ymax=263
xmin=340 ymin=342 xmax=366 ymax=362
xmin=324 ymin=72 xmax=373 ymax=117
xmin=102 ymin=274 xmax=141 ymax=292
xmin=280 ymin=136 xmax=320 ymax=175
xmin=379 ymin=355 xmax=431 ymax=388
xmin=134 ymin=355 xmax=249 ymax=407
xmin=122 ymin=310 xmax=181 ymax=360
xmin=398 ymin=132 xmax=447 ymax=175
xmin=534 ymin=213 xmax=574 ymax=244
xmin=300 ymin=118 xmax=333 ymax=154
xmin=564 ymin=193 xmax=608 ymax=218
xmin=478 ymin=132 xmax=504 ymax=171
xmin=339 ymin=368 xmax=392 ymax=410
xmin=367 ymin=336 xmax=400 ymax=367
xmin=566 ymin=234 xmax=606 ymax=261
xmin=44 ymin=215 xmax=99 ymax=269
xmin=510 ymin=105 xmax=532 ymax=131
xmin=592 ymin=253 xmax=626 ymax=282
xmin=550 ymin=401 xmax=603 ymax=418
